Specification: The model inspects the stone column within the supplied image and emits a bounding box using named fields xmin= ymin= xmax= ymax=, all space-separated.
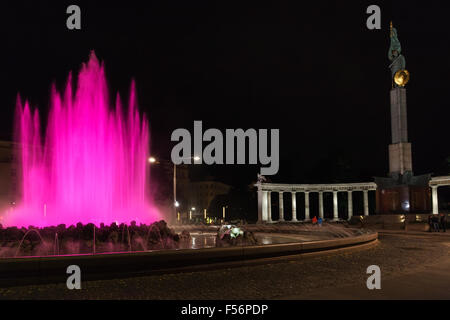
xmin=291 ymin=192 xmax=297 ymax=222
xmin=318 ymin=191 xmax=324 ymax=219
xmin=262 ymin=190 xmax=268 ymax=222
xmin=390 ymin=88 xmax=408 ymax=144
xmin=363 ymin=190 xmax=369 ymax=216
xmin=257 ymin=185 xmax=263 ymax=223
xmin=347 ymin=191 xmax=353 ymax=220
xmin=267 ymin=191 xmax=272 ymax=222
xmin=304 ymin=192 xmax=310 ymax=221
xmin=432 ymin=186 xmax=438 ymax=215
xmin=279 ymin=192 xmax=285 ymax=221
xmin=333 ymin=191 xmax=339 ymax=220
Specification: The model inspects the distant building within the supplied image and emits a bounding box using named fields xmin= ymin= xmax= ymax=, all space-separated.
xmin=0 ymin=141 xmax=16 ymax=212
xmin=151 ymin=162 xmax=231 ymax=219
xmin=183 ymin=180 xmax=231 ymax=217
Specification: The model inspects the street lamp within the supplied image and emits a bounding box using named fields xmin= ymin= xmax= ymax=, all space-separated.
xmin=149 ymin=155 xmax=201 ymax=222
xmin=173 ymin=156 xmax=201 ymax=222
xmin=189 ymin=207 xmax=196 ymax=222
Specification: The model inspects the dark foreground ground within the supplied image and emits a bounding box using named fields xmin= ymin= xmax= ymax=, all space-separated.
xmin=0 ymin=230 xmax=449 ymax=299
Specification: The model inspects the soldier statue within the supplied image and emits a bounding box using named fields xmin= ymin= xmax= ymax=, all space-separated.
xmin=388 ymin=22 xmax=409 ymax=87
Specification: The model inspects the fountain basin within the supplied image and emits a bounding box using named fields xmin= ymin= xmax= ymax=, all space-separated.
xmin=0 ymin=231 xmax=377 ymax=287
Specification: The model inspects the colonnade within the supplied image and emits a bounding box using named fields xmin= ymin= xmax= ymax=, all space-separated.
xmin=256 ymin=182 xmax=377 ymax=223
xmin=430 ymin=176 xmax=450 ymax=214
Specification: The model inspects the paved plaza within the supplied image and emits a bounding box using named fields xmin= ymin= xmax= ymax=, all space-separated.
xmin=0 ymin=230 xmax=449 ymax=299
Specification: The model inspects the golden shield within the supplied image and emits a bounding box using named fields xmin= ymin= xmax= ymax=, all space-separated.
xmin=394 ymin=69 xmax=410 ymax=87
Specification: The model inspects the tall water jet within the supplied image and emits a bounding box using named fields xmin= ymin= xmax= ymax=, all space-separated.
xmin=3 ymin=52 xmax=159 ymax=227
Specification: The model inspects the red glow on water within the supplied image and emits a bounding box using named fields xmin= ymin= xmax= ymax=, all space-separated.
xmin=3 ymin=52 xmax=160 ymax=227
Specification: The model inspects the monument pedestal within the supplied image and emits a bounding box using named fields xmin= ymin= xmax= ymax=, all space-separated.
xmin=375 ymin=182 xmax=431 ymax=214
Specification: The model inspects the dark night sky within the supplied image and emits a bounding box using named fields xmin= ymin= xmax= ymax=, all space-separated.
xmin=1 ymin=1 xmax=450 ymax=187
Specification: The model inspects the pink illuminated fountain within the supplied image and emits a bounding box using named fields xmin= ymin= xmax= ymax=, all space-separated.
xmin=3 ymin=52 xmax=159 ymax=227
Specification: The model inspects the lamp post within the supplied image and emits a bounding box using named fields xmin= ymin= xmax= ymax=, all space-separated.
xmin=173 ymin=163 xmax=177 ymax=222
xmin=175 ymin=201 xmax=180 ymax=223
xmin=149 ymin=155 xmax=200 ymax=223
xmin=173 ymin=157 xmax=200 ymax=222
xmin=222 ymin=205 xmax=228 ymax=223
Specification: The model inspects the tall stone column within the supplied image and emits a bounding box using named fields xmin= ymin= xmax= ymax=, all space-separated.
xmin=432 ymin=186 xmax=438 ymax=215
xmin=390 ymin=88 xmax=408 ymax=144
xmin=291 ymin=192 xmax=297 ymax=222
xmin=304 ymin=192 xmax=310 ymax=221
xmin=257 ymin=185 xmax=263 ymax=223
xmin=347 ymin=191 xmax=353 ymax=220
xmin=262 ymin=191 xmax=268 ymax=222
xmin=389 ymin=88 xmax=412 ymax=176
xmin=333 ymin=191 xmax=339 ymax=220
xmin=267 ymin=191 xmax=272 ymax=222
xmin=318 ymin=191 xmax=324 ymax=219
xmin=363 ymin=190 xmax=369 ymax=216
xmin=279 ymin=192 xmax=285 ymax=222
